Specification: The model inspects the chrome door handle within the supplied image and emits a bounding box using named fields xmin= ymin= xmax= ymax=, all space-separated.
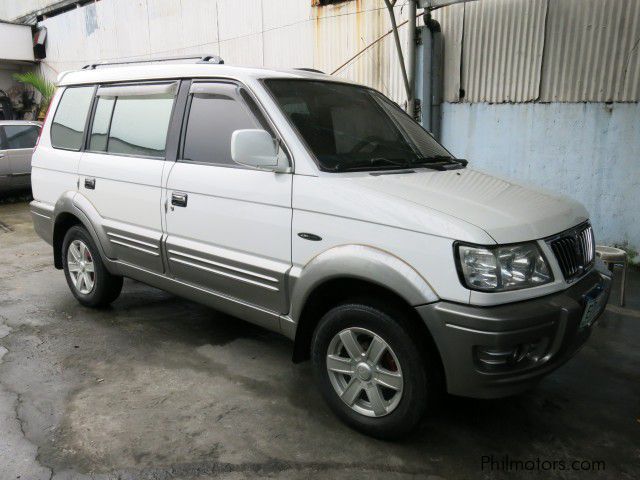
xmin=171 ymin=192 xmax=188 ymax=207
xmin=84 ymin=177 xmax=96 ymax=189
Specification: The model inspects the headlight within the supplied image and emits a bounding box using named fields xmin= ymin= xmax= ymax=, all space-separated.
xmin=456 ymin=242 xmax=553 ymax=291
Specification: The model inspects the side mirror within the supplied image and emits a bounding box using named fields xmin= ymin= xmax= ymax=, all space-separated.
xmin=231 ymin=129 xmax=290 ymax=173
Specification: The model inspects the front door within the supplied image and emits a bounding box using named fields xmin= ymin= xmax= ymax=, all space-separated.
xmin=78 ymin=82 xmax=178 ymax=273
xmin=164 ymin=81 xmax=292 ymax=313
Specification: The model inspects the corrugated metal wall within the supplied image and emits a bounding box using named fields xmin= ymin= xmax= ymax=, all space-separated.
xmin=460 ymin=0 xmax=547 ymax=103
xmin=316 ymin=0 xmax=409 ymax=106
xmin=541 ymin=0 xmax=640 ymax=102
xmin=436 ymin=0 xmax=640 ymax=103
xmin=431 ymin=2 xmax=464 ymax=102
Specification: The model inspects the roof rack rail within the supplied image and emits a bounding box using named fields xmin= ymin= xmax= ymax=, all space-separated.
xmin=294 ymin=68 xmax=326 ymax=74
xmin=82 ymin=54 xmax=224 ymax=70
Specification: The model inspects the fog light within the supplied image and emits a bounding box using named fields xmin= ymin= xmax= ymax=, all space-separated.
xmin=475 ymin=339 xmax=549 ymax=371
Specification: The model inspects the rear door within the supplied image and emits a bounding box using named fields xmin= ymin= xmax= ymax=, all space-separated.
xmin=79 ymin=82 xmax=178 ymax=272
xmin=1 ymin=123 xmax=40 ymax=189
xmin=164 ymin=81 xmax=293 ymax=313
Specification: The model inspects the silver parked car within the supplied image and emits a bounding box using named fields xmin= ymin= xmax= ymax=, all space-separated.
xmin=0 ymin=121 xmax=42 ymax=193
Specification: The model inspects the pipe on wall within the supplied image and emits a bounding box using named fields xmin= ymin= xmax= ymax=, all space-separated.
xmin=406 ymin=0 xmax=417 ymax=115
xmin=414 ymin=14 xmax=444 ymax=139
xmin=428 ymin=16 xmax=443 ymax=140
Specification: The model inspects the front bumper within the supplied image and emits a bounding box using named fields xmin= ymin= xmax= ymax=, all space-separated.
xmin=417 ymin=268 xmax=612 ymax=398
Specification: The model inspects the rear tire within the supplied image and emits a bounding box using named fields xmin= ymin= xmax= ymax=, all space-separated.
xmin=62 ymin=225 xmax=123 ymax=308
xmin=311 ymin=301 xmax=432 ymax=439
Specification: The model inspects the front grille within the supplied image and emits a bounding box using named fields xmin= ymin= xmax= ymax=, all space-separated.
xmin=547 ymin=223 xmax=595 ymax=282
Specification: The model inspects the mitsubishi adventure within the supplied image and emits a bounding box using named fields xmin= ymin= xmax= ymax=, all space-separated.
xmin=30 ymin=57 xmax=611 ymax=438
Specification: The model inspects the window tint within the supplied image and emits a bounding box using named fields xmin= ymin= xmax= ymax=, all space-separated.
xmin=51 ymin=86 xmax=94 ymax=150
xmin=374 ymin=93 xmax=450 ymax=159
xmin=107 ymin=94 xmax=174 ymax=157
xmin=89 ymin=97 xmax=115 ymax=151
xmin=265 ymin=80 xmax=452 ymax=172
xmin=183 ymin=84 xmax=260 ymax=165
xmin=239 ymin=88 xmax=273 ymax=135
xmin=2 ymin=125 xmax=40 ymax=149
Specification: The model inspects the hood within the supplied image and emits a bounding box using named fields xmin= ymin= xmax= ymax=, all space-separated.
xmin=351 ymin=169 xmax=588 ymax=244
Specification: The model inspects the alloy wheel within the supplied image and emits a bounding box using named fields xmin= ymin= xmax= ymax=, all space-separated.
xmin=326 ymin=327 xmax=404 ymax=417
xmin=67 ymin=239 xmax=95 ymax=294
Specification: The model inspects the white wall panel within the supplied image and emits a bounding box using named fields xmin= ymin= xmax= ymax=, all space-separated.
xmin=217 ymin=0 xmax=263 ymax=66
xmin=146 ymin=0 xmax=184 ymax=56
xmin=38 ymin=0 xmax=411 ymax=106
xmin=178 ymin=0 xmax=220 ymax=56
xmin=0 ymin=0 xmax=55 ymax=21
xmin=0 ymin=22 xmax=35 ymax=62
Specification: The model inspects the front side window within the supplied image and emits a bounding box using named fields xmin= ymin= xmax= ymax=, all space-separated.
xmin=51 ymin=86 xmax=94 ymax=150
xmin=264 ymin=79 xmax=453 ymax=172
xmin=182 ymin=83 xmax=261 ymax=166
xmin=2 ymin=125 xmax=40 ymax=149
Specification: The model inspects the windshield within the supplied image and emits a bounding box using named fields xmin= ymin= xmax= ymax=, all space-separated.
xmin=264 ymin=79 xmax=455 ymax=172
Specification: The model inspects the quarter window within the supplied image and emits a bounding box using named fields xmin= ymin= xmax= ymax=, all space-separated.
xmin=89 ymin=96 xmax=115 ymax=151
xmin=2 ymin=125 xmax=40 ymax=149
xmin=51 ymin=86 xmax=94 ymax=150
xmin=182 ymin=83 xmax=261 ymax=166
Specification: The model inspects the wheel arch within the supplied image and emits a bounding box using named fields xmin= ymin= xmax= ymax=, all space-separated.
xmin=289 ymin=245 xmax=440 ymax=365
xmin=52 ymin=192 xmax=113 ymax=271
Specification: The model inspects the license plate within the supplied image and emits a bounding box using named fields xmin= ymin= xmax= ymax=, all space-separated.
xmin=580 ymin=284 xmax=607 ymax=329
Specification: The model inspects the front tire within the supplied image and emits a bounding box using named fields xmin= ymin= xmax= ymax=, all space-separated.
xmin=62 ymin=225 xmax=123 ymax=308
xmin=311 ymin=302 xmax=432 ymax=439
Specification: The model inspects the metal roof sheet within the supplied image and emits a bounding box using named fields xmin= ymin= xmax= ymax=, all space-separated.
xmin=460 ymin=0 xmax=547 ymax=103
xmin=540 ymin=0 xmax=640 ymax=102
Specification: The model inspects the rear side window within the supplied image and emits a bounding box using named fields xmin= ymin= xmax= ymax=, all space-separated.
xmin=2 ymin=125 xmax=40 ymax=149
xmin=182 ymin=83 xmax=261 ymax=166
xmin=51 ymin=86 xmax=94 ymax=150
xmin=89 ymin=83 xmax=176 ymax=158
xmin=108 ymin=95 xmax=174 ymax=157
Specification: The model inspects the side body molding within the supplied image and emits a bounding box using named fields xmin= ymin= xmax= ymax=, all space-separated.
xmin=288 ymin=245 xmax=439 ymax=326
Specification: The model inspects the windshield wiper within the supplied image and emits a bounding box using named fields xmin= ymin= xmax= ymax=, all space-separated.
xmin=370 ymin=157 xmax=409 ymax=167
xmin=329 ymin=157 xmax=412 ymax=172
xmin=412 ymin=156 xmax=468 ymax=171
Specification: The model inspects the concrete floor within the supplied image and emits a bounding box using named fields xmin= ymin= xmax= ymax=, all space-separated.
xmin=0 ymin=200 xmax=638 ymax=480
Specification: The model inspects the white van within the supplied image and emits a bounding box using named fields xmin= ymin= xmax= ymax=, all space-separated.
xmin=30 ymin=57 xmax=611 ymax=438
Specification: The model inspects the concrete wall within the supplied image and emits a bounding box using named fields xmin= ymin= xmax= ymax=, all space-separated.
xmin=441 ymin=102 xmax=640 ymax=251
